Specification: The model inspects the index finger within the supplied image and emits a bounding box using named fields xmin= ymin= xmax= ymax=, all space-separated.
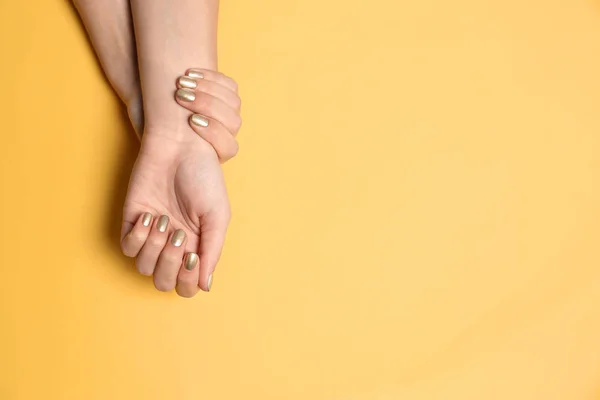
xmin=185 ymin=68 xmax=239 ymax=93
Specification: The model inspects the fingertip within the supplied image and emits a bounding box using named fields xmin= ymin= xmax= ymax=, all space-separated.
xmin=198 ymin=256 xmax=217 ymax=292
xmin=185 ymin=68 xmax=205 ymax=79
xmin=176 ymin=253 xmax=201 ymax=298
xmin=207 ymin=273 xmax=213 ymax=292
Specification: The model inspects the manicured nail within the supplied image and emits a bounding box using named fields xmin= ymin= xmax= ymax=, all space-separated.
xmin=186 ymin=69 xmax=204 ymax=79
xmin=178 ymin=76 xmax=197 ymax=89
xmin=142 ymin=213 xmax=152 ymax=227
xmin=157 ymin=215 xmax=169 ymax=232
xmin=207 ymin=274 xmax=213 ymax=291
xmin=171 ymin=229 xmax=185 ymax=247
xmin=190 ymin=114 xmax=209 ymax=128
xmin=176 ymin=88 xmax=195 ymax=102
xmin=185 ymin=253 xmax=198 ymax=271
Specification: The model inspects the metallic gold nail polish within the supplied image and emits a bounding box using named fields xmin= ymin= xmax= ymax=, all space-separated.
xmin=157 ymin=215 xmax=169 ymax=233
xmin=185 ymin=253 xmax=198 ymax=271
xmin=178 ymin=76 xmax=197 ymax=89
xmin=186 ymin=69 xmax=204 ymax=79
xmin=142 ymin=213 xmax=152 ymax=227
xmin=176 ymin=88 xmax=195 ymax=102
xmin=207 ymin=274 xmax=213 ymax=292
xmin=190 ymin=114 xmax=209 ymax=128
xmin=171 ymin=229 xmax=185 ymax=247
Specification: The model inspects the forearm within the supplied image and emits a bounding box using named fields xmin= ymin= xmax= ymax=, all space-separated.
xmin=130 ymin=0 xmax=219 ymax=136
xmin=73 ymin=0 xmax=139 ymax=105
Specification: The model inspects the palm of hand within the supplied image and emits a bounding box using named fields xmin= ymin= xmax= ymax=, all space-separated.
xmin=122 ymin=133 xmax=230 ymax=279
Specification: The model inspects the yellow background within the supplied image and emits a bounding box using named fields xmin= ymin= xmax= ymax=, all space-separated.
xmin=2 ymin=0 xmax=600 ymax=398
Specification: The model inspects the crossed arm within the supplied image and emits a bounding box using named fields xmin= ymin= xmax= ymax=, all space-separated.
xmin=73 ymin=0 xmax=241 ymax=297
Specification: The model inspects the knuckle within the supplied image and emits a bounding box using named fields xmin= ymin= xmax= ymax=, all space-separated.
xmin=227 ymin=141 xmax=239 ymax=159
xmin=148 ymin=236 xmax=164 ymax=248
xmin=229 ymin=79 xmax=239 ymax=92
xmin=232 ymin=115 xmax=242 ymax=132
xmin=232 ymin=95 xmax=242 ymax=111
xmin=129 ymin=231 xmax=146 ymax=244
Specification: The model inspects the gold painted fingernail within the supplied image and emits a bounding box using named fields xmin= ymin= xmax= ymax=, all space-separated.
xmin=178 ymin=76 xmax=197 ymax=89
xmin=190 ymin=114 xmax=209 ymax=127
xmin=207 ymin=274 xmax=213 ymax=291
xmin=157 ymin=215 xmax=169 ymax=232
xmin=171 ymin=229 xmax=185 ymax=247
xmin=176 ymin=88 xmax=195 ymax=102
xmin=185 ymin=253 xmax=198 ymax=271
xmin=186 ymin=69 xmax=204 ymax=79
xmin=142 ymin=213 xmax=152 ymax=227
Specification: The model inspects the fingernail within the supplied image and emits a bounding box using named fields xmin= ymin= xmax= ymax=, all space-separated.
xmin=142 ymin=213 xmax=152 ymax=227
xmin=186 ymin=69 xmax=204 ymax=79
xmin=157 ymin=215 xmax=169 ymax=232
xmin=190 ymin=114 xmax=209 ymax=127
xmin=185 ymin=253 xmax=198 ymax=271
xmin=171 ymin=229 xmax=186 ymax=247
xmin=178 ymin=76 xmax=197 ymax=89
xmin=176 ymin=88 xmax=195 ymax=102
xmin=207 ymin=274 xmax=213 ymax=292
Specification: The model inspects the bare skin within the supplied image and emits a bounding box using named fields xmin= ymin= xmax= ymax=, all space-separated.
xmin=72 ymin=0 xmax=240 ymax=153
xmin=74 ymin=0 xmax=241 ymax=297
xmin=73 ymin=0 xmax=143 ymax=135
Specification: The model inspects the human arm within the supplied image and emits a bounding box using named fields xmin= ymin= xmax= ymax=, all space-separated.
xmin=72 ymin=0 xmax=143 ymax=135
xmin=121 ymin=0 xmax=240 ymax=296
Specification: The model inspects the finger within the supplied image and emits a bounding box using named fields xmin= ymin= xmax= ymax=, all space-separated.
xmin=135 ymin=215 xmax=170 ymax=276
xmin=176 ymin=253 xmax=200 ymax=298
xmin=153 ymin=229 xmax=187 ymax=292
xmin=198 ymin=212 xmax=230 ymax=292
xmin=175 ymin=89 xmax=242 ymax=135
xmin=185 ymin=68 xmax=239 ymax=93
xmin=121 ymin=213 xmax=153 ymax=257
xmin=188 ymin=114 xmax=239 ymax=162
xmin=177 ymin=76 xmax=241 ymax=112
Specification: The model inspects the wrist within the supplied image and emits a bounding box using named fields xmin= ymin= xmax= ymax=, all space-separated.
xmin=140 ymin=89 xmax=196 ymax=139
xmin=143 ymin=120 xmax=195 ymax=142
xmin=142 ymin=124 xmax=215 ymax=156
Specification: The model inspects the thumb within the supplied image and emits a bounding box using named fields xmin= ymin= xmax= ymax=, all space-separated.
xmin=198 ymin=211 xmax=230 ymax=292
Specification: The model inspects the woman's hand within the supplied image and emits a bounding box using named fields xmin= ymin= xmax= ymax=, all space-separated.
xmin=77 ymin=0 xmax=237 ymax=297
xmin=127 ymin=68 xmax=242 ymax=163
xmin=118 ymin=69 xmax=242 ymax=298
xmin=120 ymin=131 xmax=229 ymax=297
xmin=174 ymin=68 xmax=242 ymax=163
